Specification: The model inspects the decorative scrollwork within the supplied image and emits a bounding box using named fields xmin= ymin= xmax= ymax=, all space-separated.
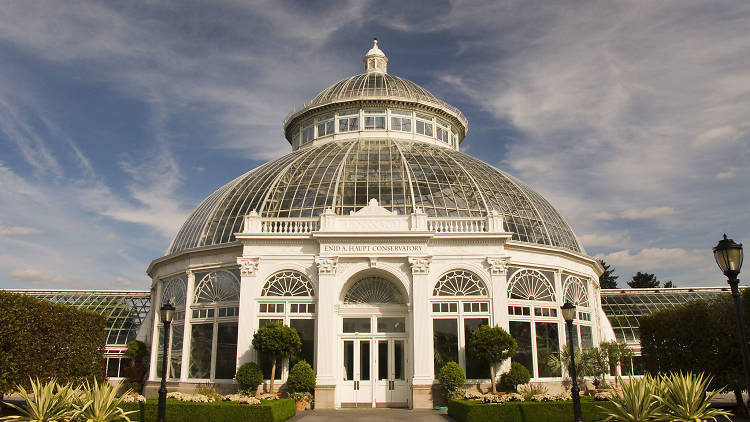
xmin=563 ymin=275 xmax=589 ymax=307
xmin=433 ymin=270 xmax=487 ymax=296
xmin=507 ymin=269 xmax=555 ymax=302
xmin=194 ymin=270 xmax=240 ymax=303
xmin=262 ymin=271 xmax=314 ymax=296
xmin=344 ymin=277 xmax=405 ymax=304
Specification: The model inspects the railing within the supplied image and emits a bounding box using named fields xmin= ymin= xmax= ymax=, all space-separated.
xmin=260 ymin=218 xmax=320 ymax=234
xmin=427 ymin=217 xmax=487 ymax=233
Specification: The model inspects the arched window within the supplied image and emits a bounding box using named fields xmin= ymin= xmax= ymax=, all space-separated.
xmin=433 ymin=270 xmax=487 ymax=296
xmin=194 ymin=270 xmax=240 ymax=303
xmin=563 ymin=275 xmax=589 ymax=307
xmin=344 ymin=277 xmax=405 ymax=304
xmin=162 ymin=276 xmax=187 ymax=306
xmin=262 ymin=271 xmax=314 ymax=296
xmin=507 ymin=269 xmax=556 ymax=302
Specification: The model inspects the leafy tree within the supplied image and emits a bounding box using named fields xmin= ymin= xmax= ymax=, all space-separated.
xmin=599 ymin=340 xmax=633 ymax=386
xmin=251 ymin=322 xmax=301 ymax=393
xmin=598 ymin=259 xmax=619 ymax=289
xmin=235 ymin=362 xmax=264 ymax=395
xmin=628 ymin=271 xmax=660 ymax=288
xmin=287 ymin=360 xmax=316 ymax=393
xmin=467 ymin=325 xmax=517 ymax=393
xmin=663 ymin=280 xmax=676 ymax=288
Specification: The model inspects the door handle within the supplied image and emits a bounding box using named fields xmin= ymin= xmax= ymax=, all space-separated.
xmin=354 ymin=381 xmax=359 ymax=390
xmin=389 ymin=380 xmax=394 ymax=390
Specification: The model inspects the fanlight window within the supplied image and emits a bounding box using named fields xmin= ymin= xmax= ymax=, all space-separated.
xmin=563 ymin=276 xmax=589 ymax=307
xmin=433 ymin=270 xmax=487 ymax=296
xmin=262 ymin=271 xmax=314 ymax=297
xmin=508 ymin=269 xmax=556 ymax=302
xmin=194 ymin=270 xmax=240 ymax=303
xmin=344 ymin=277 xmax=406 ymax=304
xmin=162 ymin=275 xmax=187 ymax=306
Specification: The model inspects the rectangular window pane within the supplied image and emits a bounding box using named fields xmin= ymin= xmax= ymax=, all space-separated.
xmin=344 ymin=341 xmax=354 ymax=380
xmin=509 ymin=321 xmax=533 ymax=375
xmin=375 ymin=116 xmax=385 ymax=129
xmin=433 ymin=318 xmax=458 ymax=376
xmin=106 ymin=357 xmax=120 ymax=378
xmin=215 ymin=322 xmax=238 ymax=379
xmin=377 ymin=317 xmax=405 ymax=333
xmin=156 ymin=328 xmax=164 ymax=376
xmin=360 ymin=341 xmax=370 ymax=381
xmin=394 ymin=340 xmax=404 ymax=380
xmin=580 ymin=325 xmax=593 ymax=350
xmin=290 ymin=319 xmax=315 ymax=369
xmin=378 ymin=341 xmax=388 ymax=381
xmin=535 ymin=322 xmax=560 ymax=378
xmin=465 ymin=318 xmax=490 ymax=379
xmin=170 ymin=324 xmax=184 ymax=379
xmin=189 ymin=323 xmax=213 ymax=379
xmin=343 ymin=318 xmax=371 ymax=333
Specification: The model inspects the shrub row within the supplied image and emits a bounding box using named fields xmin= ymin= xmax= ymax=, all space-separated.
xmin=0 ymin=291 xmax=106 ymax=394
xmin=448 ymin=397 xmax=614 ymax=422
xmin=121 ymin=398 xmax=296 ymax=422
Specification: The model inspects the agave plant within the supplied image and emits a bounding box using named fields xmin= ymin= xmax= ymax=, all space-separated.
xmin=74 ymin=379 xmax=135 ymax=422
xmin=600 ymin=375 xmax=661 ymax=422
xmin=654 ymin=372 xmax=730 ymax=422
xmin=0 ymin=378 xmax=80 ymax=422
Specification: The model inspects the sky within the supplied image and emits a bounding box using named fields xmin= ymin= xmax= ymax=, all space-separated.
xmin=0 ymin=0 xmax=748 ymax=290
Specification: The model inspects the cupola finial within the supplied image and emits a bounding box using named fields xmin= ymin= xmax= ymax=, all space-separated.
xmin=364 ymin=38 xmax=388 ymax=74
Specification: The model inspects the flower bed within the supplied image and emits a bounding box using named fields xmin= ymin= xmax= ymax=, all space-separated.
xmin=121 ymin=398 xmax=296 ymax=422
xmin=448 ymin=397 xmax=615 ymax=422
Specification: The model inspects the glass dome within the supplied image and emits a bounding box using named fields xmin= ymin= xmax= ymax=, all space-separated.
xmin=168 ymin=138 xmax=584 ymax=255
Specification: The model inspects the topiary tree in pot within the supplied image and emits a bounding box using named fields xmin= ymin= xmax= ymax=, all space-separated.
xmin=251 ymin=322 xmax=301 ymax=393
xmin=467 ymin=325 xmax=517 ymax=393
xmin=438 ymin=361 xmax=466 ymax=401
xmin=501 ymin=362 xmax=531 ymax=392
xmin=236 ymin=362 xmax=264 ymax=395
xmin=287 ymin=360 xmax=315 ymax=410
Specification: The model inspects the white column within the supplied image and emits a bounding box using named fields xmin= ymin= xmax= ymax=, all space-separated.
xmin=179 ymin=270 xmax=196 ymax=382
xmin=487 ymin=256 xmax=511 ymax=377
xmin=408 ymin=257 xmax=433 ymax=385
xmin=148 ymin=279 xmax=163 ymax=381
xmin=314 ymin=256 xmax=338 ymax=408
xmin=236 ymin=257 xmax=260 ymax=366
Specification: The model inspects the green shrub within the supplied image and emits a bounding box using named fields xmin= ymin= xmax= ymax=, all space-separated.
xmin=517 ymin=383 xmax=548 ymax=401
xmin=121 ymin=398 xmax=296 ymax=422
xmin=501 ymin=362 xmax=531 ymax=392
xmin=448 ymin=397 xmax=615 ymax=422
xmin=0 ymin=291 xmax=106 ymax=395
xmin=438 ymin=361 xmax=466 ymax=398
xmin=286 ymin=361 xmax=315 ymax=393
xmin=236 ymin=362 xmax=264 ymax=395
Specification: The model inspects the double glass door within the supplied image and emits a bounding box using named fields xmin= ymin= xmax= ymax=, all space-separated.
xmin=341 ymin=337 xmax=408 ymax=407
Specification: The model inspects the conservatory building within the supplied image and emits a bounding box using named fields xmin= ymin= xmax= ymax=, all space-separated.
xmin=144 ymin=40 xmax=615 ymax=409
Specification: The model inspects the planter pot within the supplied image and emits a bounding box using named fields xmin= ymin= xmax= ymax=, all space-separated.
xmin=296 ymin=398 xmax=308 ymax=411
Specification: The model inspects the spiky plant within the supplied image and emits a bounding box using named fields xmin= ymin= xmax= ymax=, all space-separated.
xmin=0 ymin=378 xmax=79 ymax=422
xmin=74 ymin=379 xmax=135 ymax=422
xmin=600 ymin=375 xmax=661 ymax=422
xmin=654 ymin=372 xmax=731 ymax=422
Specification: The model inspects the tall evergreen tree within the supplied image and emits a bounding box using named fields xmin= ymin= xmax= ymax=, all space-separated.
xmin=598 ymin=259 xmax=619 ymax=289
xmin=627 ymin=271 xmax=660 ymax=288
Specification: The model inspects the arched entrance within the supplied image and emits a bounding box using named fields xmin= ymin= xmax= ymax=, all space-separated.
xmin=338 ymin=274 xmax=410 ymax=408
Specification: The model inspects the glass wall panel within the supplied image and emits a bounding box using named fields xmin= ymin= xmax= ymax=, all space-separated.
xmin=580 ymin=325 xmax=593 ymax=350
xmin=377 ymin=317 xmax=405 ymax=333
xmin=156 ymin=329 xmax=164 ymax=376
xmin=258 ymin=319 xmax=283 ymax=380
xmin=290 ymin=319 xmax=315 ymax=369
xmin=464 ymin=318 xmax=490 ymax=379
xmin=394 ymin=340 xmax=404 ymax=380
xmin=215 ymin=322 xmax=238 ymax=379
xmin=378 ymin=341 xmax=388 ymax=380
xmin=170 ymin=324 xmax=184 ymax=379
xmin=344 ymin=341 xmax=354 ymax=380
xmin=535 ymin=322 xmax=560 ymax=378
xmin=433 ymin=318 xmax=458 ymax=375
xmin=343 ymin=318 xmax=371 ymax=333
xmin=360 ymin=341 xmax=370 ymax=380
xmin=509 ymin=321 xmax=533 ymax=375
xmin=189 ymin=323 xmax=213 ymax=379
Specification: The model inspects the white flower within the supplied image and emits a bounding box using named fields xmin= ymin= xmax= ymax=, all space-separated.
xmin=223 ymin=394 xmax=261 ymax=405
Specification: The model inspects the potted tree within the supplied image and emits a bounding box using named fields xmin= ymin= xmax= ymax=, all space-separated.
xmin=251 ymin=322 xmax=301 ymax=394
xmin=467 ymin=325 xmax=517 ymax=393
xmin=287 ymin=360 xmax=315 ymax=410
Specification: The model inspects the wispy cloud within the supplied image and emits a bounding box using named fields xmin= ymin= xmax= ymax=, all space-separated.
xmin=0 ymin=222 xmax=40 ymax=236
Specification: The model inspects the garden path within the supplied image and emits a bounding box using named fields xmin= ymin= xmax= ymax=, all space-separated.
xmin=288 ymin=409 xmax=453 ymax=422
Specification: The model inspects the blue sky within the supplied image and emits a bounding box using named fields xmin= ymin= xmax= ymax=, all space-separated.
xmin=1 ymin=0 xmax=748 ymax=290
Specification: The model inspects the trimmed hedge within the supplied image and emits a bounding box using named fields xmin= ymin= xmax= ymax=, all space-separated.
xmin=122 ymin=398 xmax=296 ymax=422
xmin=0 ymin=291 xmax=106 ymax=394
xmin=448 ymin=397 xmax=615 ymax=422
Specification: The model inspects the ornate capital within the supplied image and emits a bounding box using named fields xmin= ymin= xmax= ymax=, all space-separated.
xmin=315 ymin=256 xmax=338 ymax=274
xmin=487 ymin=256 xmax=510 ymax=276
xmin=236 ymin=257 xmax=259 ymax=276
xmin=408 ymin=257 xmax=431 ymax=275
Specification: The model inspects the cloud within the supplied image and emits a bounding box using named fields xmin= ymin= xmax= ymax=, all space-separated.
xmin=114 ymin=277 xmax=133 ymax=287
xmin=10 ymin=268 xmax=71 ymax=286
xmin=0 ymin=223 xmax=40 ymax=236
xmin=579 ymin=232 xmax=630 ymax=249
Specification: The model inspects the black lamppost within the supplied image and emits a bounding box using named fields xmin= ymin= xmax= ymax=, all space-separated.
xmin=157 ymin=302 xmax=175 ymax=422
xmin=562 ymin=302 xmax=583 ymax=422
xmin=714 ymin=234 xmax=749 ymax=404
